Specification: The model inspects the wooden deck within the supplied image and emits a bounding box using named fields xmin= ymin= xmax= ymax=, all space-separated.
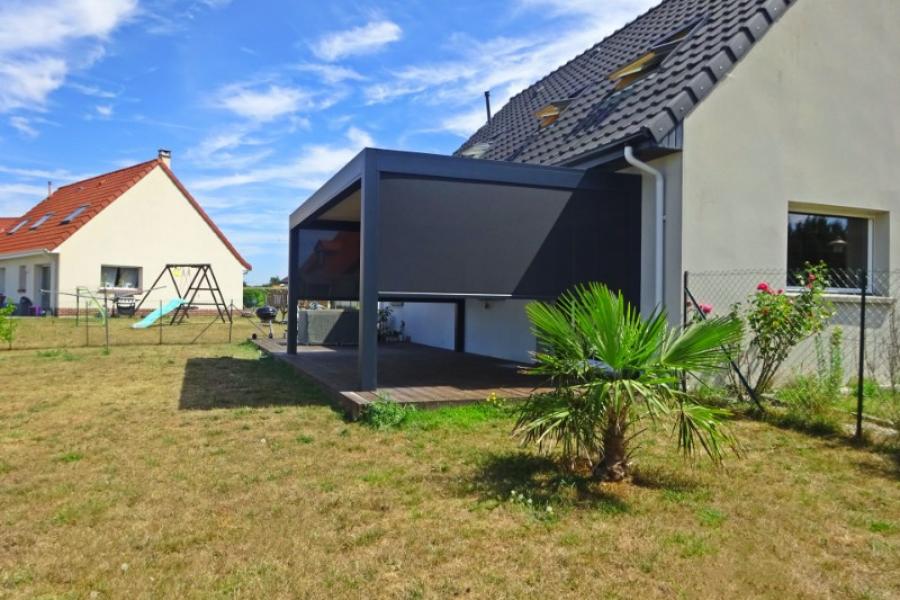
xmin=255 ymin=339 xmax=541 ymax=416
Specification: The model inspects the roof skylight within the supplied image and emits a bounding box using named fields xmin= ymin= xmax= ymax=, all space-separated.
xmin=460 ymin=142 xmax=492 ymax=159
xmin=30 ymin=213 xmax=53 ymax=229
xmin=608 ymin=19 xmax=702 ymax=90
xmin=7 ymin=219 xmax=28 ymax=234
xmin=534 ymin=99 xmax=574 ymax=128
xmin=61 ymin=204 xmax=88 ymax=224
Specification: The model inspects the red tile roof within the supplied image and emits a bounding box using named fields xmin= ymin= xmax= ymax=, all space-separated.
xmin=0 ymin=217 xmax=17 ymax=233
xmin=0 ymin=159 xmax=251 ymax=270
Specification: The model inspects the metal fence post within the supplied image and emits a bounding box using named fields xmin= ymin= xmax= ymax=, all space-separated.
xmin=75 ymin=289 xmax=79 ymax=326
xmin=228 ymin=300 xmax=233 ymax=343
xmin=159 ymin=300 xmax=163 ymax=345
xmin=104 ymin=294 xmax=110 ymax=352
xmin=682 ymin=271 xmax=689 ymax=392
xmin=855 ymin=269 xmax=867 ymax=440
xmin=85 ymin=301 xmax=89 ymax=347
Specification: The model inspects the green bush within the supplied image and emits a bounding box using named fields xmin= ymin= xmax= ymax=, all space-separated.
xmin=243 ymin=287 xmax=267 ymax=308
xmin=778 ymin=375 xmax=840 ymax=433
xmin=361 ymin=396 xmax=414 ymax=429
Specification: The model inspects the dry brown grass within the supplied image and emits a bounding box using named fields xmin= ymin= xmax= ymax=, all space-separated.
xmin=0 ymin=329 xmax=898 ymax=598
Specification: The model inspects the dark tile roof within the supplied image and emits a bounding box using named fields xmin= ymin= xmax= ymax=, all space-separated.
xmin=454 ymin=0 xmax=795 ymax=166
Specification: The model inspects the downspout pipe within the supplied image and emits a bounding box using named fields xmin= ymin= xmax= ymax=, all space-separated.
xmin=624 ymin=146 xmax=665 ymax=309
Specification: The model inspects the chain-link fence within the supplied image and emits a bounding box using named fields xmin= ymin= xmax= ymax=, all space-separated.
xmin=0 ymin=304 xmax=277 ymax=351
xmin=685 ymin=268 xmax=900 ymax=435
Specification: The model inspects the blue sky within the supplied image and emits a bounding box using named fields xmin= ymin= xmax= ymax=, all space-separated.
xmin=0 ymin=0 xmax=655 ymax=283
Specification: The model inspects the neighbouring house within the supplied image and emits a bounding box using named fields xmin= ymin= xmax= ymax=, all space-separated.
xmin=0 ymin=150 xmax=250 ymax=315
xmin=288 ymin=0 xmax=900 ymax=391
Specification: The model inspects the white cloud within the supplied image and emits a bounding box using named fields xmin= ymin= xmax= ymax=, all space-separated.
xmin=438 ymin=107 xmax=491 ymax=138
xmin=216 ymin=83 xmax=310 ymax=122
xmin=0 ymin=57 xmax=68 ymax=112
xmin=0 ymin=0 xmax=136 ymax=112
xmin=186 ymin=126 xmax=275 ymax=170
xmin=190 ymin=126 xmax=374 ymax=192
xmin=9 ymin=116 xmax=38 ymax=138
xmin=0 ymin=164 xmax=92 ymax=182
xmin=69 ymin=81 xmax=117 ymax=98
xmin=0 ymin=182 xmax=49 ymax=215
xmin=312 ymin=20 xmax=401 ymax=62
xmin=293 ymin=63 xmax=366 ymax=85
xmin=95 ymin=104 xmax=113 ymax=117
xmin=0 ymin=0 xmax=137 ymax=53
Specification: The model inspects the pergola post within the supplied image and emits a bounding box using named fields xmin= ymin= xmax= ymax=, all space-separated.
xmin=358 ymin=151 xmax=379 ymax=390
xmin=287 ymin=225 xmax=299 ymax=355
xmin=454 ymin=299 xmax=466 ymax=352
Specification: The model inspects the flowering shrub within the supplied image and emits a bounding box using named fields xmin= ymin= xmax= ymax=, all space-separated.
xmin=736 ymin=263 xmax=834 ymax=398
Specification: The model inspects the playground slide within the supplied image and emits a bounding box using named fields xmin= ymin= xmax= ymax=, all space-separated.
xmin=132 ymin=298 xmax=186 ymax=329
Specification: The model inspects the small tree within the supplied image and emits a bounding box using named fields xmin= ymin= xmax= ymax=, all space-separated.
xmin=269 ymin=276 xmax=282 ymax=286
xmin=0 ymin=304 xmax=17 ymax=349
xmin=516 ymin=283 xmax=742 ymax=482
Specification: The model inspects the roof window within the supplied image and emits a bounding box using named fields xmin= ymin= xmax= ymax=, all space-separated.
xmin=460 ymin=142 xmax=492 ymax=159
xmin=30 ymin=213 xmax=53 ymax=229
xmin=608 ymin=19 xmax=702 ymax=90
xmin=7 ymin=219 xmax=28 ymax=234
xmin=534 ymin=99 xmax=573 ymax=128
xmin=61 ymin=204 xmax=89 ymax=224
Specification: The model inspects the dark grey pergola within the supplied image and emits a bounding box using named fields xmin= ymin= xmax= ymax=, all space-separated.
xmin=288 ymin=148 xmax=641 ymax=391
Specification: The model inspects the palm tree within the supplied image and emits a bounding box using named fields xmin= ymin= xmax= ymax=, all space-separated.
xmin=516 ymin=283 xmax=742 ymax=482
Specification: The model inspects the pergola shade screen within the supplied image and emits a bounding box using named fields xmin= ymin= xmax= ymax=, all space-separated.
xmin=295 ymin=228 xmax=360 ymax=300
xmin=376 ymin=175 xmax=641 ymax=301
xmin=293 ymin=176 xmax=641 ymax=303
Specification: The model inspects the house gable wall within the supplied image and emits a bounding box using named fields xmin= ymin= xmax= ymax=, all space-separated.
xmin=54 ymin=165 xmax=245 ymax=310
xmin=681 ymin=0 xmax=900 ymax=277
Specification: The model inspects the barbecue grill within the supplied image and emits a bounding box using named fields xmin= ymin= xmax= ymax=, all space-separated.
xmin=255 ymin=305 xmax=278 ymax=339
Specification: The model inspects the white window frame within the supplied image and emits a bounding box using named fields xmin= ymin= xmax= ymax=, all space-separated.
xmin=99 ymin=265 xmax=142 ymax=292
xmin=30 ymin=213 xmax=53 ymax=229
xmin=787 ymin=209 xmax=875 ymax=294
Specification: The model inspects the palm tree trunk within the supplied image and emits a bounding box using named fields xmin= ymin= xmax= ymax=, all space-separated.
xmin=593 ymin=415 xmax=629 ymax=482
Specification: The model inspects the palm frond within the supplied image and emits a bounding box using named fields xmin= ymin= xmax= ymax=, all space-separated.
xmin=661 ymin=316 xmax=742 ymax=372
xmin=672 ymin=399 xmax=739 ymax=463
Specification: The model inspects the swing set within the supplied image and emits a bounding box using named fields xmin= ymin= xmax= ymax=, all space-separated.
xmin=134 ymin=263 xmax=232 ymax=325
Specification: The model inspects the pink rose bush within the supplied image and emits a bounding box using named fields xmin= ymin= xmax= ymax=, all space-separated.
xmin=736 ymin=263 xmax=833 ymax=399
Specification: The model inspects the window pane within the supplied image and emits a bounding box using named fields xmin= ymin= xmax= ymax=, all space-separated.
xmin=788 ymin=212 xmax=868 ymax=280
xmin=101 ymin=266 xmax=140 ymax=289
xmin=101 ymin=266 xmax=118 ymax=288
xmin=117 ymin=267 xmax=139 ymax=288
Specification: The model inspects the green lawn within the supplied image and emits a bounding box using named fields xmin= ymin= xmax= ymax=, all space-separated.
xmin=0 ymin=330 xmax=898 ymax=598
